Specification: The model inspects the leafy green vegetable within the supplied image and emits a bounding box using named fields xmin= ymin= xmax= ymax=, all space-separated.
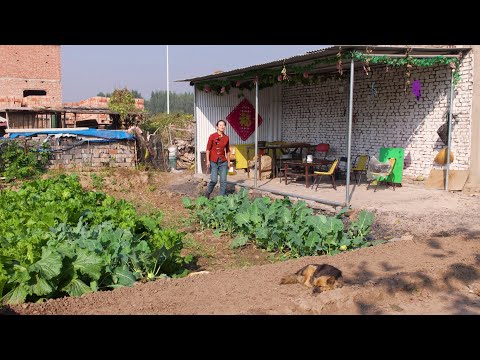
xmin=0 ymin=174 xmax=190 ymax=304
xmin=183 ymin=189 xmax=376 ymax=258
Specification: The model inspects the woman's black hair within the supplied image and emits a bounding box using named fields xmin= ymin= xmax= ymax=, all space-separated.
xmin=216 ymin=120 xmax=226 ymax=127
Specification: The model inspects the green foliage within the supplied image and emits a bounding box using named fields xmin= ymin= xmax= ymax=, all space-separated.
xmin=145 ymin=91 xmax=193 ymax=115
xmin=108 ymin=88 xmax=137 ymax=127
xmin=129 ymin=90 xmax=143 ymax=99
xmin=0 ymin=140 xmax=50 ymax=181
xmin=98 ymin=89 xmax=143 ymax=99
xmin=90 ymin=173 xmax=103 ymax=190
xmin=148 ymin=185 xmax=157 ymax=192
xmin=146 ymin=229 xmax=192 ymax=277
xmin=196 ymin=50 xmax=464 ymax=95
xmin=352 ymin=51 xmax=462 ymax=87
xmin=183 ymin=191 xmax=376 ymax=258
xmin=0 ymin=174 xmax=191 ymax=304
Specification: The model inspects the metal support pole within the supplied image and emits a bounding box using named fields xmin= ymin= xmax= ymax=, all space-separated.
xmin=166 ymin=45 xmax=170 ymax=114
xmin=445 ymin=70 xmax=455 ymax=191
xmin=254 ymin=79 xmax=259 ymax=188
xmin=226 ymin=181 xmax=343 ymax=208
xmin=345 ymin=58 xmax=355 ymax=207
xmin=193 ymin=84 xmax=197 ymax=174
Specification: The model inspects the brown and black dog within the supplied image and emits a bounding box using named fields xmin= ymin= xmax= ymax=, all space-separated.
xmin=280 ymin=264 xmax=344 ymax=294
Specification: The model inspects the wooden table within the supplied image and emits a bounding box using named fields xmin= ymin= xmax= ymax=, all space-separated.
xmin=283 ymin=160 xmax=332 ymax=188
xmin=246 ymin=142 xmax=312 ymax=179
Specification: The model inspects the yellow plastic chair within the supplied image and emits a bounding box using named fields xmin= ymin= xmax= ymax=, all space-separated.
xmin=313 ymin=159 xmax=339 ymax=191
xmin=367 ymin=158 xmax=396 ymax=192
xmin=351 ymin=154 xmax=370 ymax=184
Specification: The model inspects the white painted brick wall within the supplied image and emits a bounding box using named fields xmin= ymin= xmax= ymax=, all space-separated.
xmin=281 ymin=51 xmax=473 ymax=177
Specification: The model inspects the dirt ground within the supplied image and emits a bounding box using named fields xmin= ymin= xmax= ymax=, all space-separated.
xmin=2 ymin=168 xmax=480 ymax=315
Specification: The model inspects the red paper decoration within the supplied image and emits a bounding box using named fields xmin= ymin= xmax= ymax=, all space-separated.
xmin=226 ymin=98 xmax=263 ymax=141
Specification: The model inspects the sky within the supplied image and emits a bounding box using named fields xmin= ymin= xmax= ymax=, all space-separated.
xmin=61 ymin=45 xmax=330 ymax=102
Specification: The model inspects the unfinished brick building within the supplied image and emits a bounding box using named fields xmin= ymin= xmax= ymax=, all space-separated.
xmin=0 ymin=45 xmax=143 ymax=131
xmin=0 ymin=45 xmax=140 ymax=169
xmin=0 ymin=45 xmax=62 ymax=108
xmin=0 ymin=45 xmax=62 ymax=131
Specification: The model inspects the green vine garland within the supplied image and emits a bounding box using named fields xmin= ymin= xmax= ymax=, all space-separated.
xmin=195 ymin=49 xmax=463 ymax=96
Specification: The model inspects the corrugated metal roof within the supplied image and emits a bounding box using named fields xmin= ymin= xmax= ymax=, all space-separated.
xmin=177 ymin=45 xmax=470 ymax=84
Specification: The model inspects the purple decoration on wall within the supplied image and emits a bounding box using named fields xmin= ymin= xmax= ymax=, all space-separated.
xmin=412 ymin=79 xmax=421 ymax=100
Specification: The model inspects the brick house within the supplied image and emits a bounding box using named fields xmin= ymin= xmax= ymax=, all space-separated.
xmin=0 ymin=45 xmax=63 ymax=107
xmin=184 ymin=45 xmax=480 ymax=189
xmin=0 ymin=45 xmax=144 ymax=130
xmin=0 ymin=45 xmax=141 ymax=169
xmin=0 ymin=45 xmax=62 ymax=132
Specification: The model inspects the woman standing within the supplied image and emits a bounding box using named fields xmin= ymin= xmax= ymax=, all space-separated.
xmin=205 ymin=120 xmax=231 ymax=198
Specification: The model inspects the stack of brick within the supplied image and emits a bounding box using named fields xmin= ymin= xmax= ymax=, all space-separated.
xmin=63 ymin=96 xmax=145 ymax=127
xmin=63 ymin=96 xmax=144 ymax=110
xmin=21 ymin=95 xmax=57 ymax=108
xmin=0 ymin=96 xmax=23 ymax=108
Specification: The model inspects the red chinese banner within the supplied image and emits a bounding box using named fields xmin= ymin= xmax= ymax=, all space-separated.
xmin=226 ymin=98 xmax=263 ymax=141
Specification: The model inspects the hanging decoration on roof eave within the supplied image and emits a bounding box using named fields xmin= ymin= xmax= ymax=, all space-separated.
xmin=351 ymin=50 xmax=462 ymax=87
xmin=194 ymin=49 xmax=463 ymax=96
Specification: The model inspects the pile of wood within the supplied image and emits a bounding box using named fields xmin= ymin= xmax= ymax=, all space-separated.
xmin=170 ymin=123 xmax=194 ymax=169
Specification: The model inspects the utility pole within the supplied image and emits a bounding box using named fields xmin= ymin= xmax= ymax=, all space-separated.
xmin=166 ymin=45 xmax=170 ymax=114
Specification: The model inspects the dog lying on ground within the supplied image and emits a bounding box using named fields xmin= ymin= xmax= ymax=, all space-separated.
xmin=280 ymin=264 xmax=344 ymax=294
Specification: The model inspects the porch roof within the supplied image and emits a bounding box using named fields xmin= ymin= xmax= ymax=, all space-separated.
xmin=177 ymin=45 xmax=470 ymax=84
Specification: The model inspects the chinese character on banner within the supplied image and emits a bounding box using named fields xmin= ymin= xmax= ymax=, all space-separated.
xmin=226 ymin=98 xmax=263 ymax=141
xmin=412 ymin=80 xmax=421 ymax=101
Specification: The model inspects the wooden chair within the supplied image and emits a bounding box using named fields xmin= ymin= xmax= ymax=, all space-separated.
xmin=277 ymin=153 xmax=292 ymax=182
xmin=336 ymin=156 xmax=348 ymax=180
xmin=367 ymin=158 xmax=396 ymax=192
xmin=351 ymin=154 xmax=370 ymax=184
xmin=313 ymin=159 xmax=339 ymax=191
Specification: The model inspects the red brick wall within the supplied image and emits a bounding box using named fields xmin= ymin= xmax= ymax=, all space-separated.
xmin=0 ymin=45 xmax=62 ymax=106
xmin=63 ymin=96 xmax=145 ymax=110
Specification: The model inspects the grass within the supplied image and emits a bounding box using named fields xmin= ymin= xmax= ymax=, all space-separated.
xmin=267 ymin=253 xmax=288 ymax=263
xmin=235 ymin=258 xmax=253 ymax=268
xmin=182 ymin=234 xmax=216 ymax=258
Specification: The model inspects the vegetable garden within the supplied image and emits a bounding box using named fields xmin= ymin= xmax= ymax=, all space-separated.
xmin=1 ymin=140 xmax=379 ymax=306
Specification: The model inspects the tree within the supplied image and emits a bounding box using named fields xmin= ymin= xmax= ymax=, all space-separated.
xmin=130 ymin=90 xmax=143 ymax=99
xmin=108 ymin=88 xmax=137 ymax=128
xmin=97 ymin=90 xmax=143 ymax=99
xmin=145 ymin=91 xmax=193 ymax=115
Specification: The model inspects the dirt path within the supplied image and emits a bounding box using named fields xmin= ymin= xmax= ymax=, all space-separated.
xmin=2 ymin=169 xmax=480 ymax=315
xmin=5 ymin=234 xmax=479 ymax=315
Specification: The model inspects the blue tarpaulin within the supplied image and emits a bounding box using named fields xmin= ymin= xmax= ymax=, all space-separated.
xmin=7 ymin=128 xmax=136 ymax=140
